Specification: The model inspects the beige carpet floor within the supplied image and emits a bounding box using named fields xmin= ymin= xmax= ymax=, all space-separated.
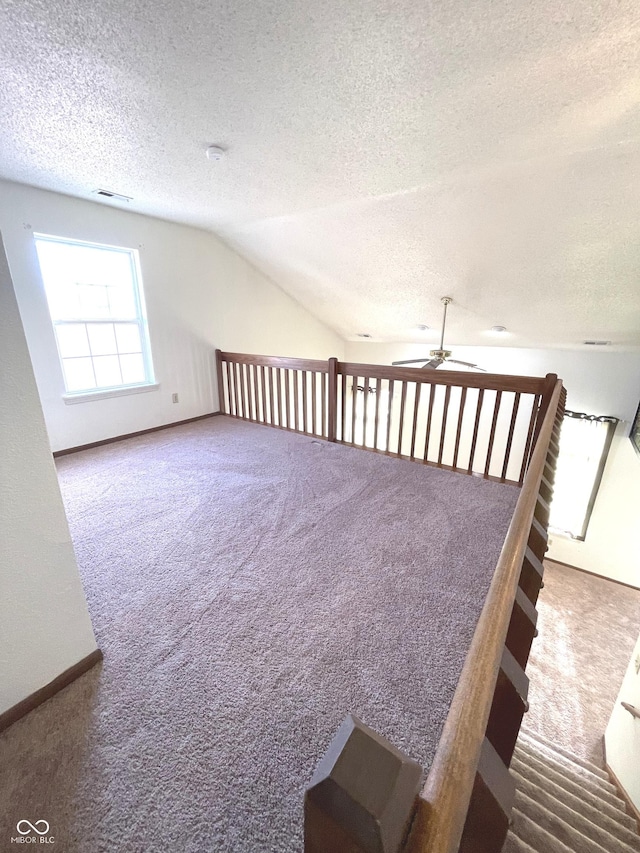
xmin=0 ymin=417 xmax=518 ymax=853
xmin=526 ymin=560 xmax=640 ymax=767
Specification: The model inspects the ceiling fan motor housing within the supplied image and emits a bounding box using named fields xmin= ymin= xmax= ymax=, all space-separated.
xmin=430 ymin=349 xmax=451 ymax=359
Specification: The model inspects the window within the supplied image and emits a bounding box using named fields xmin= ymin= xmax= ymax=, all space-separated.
xmin=34 ymin=235 xmax=155 ymax=398
xmin=549 ymin=411 xmax=618 ymax=540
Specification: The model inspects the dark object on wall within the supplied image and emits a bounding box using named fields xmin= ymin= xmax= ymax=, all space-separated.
xmin=630 ymin=401 xmax=640 ymax=458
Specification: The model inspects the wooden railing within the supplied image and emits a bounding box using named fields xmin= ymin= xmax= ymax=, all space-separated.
xmin=306 ymin=381 xmax=565 ymax=853
xmin=216 ymin=350 xmax=558 ymax=485
xmin=216 ymin=350 xmax=565 ymax=852
xmin=403 ymin=378 xmax=565 ymax=853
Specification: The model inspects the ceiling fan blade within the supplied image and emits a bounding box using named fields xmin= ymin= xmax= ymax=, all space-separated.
xmin=392 ymin=358 xmax=434 ymax=366
xmin=420 ymin=358 xmax=444 ymax=369
xmin=447 ymin=359 xmax=487 ymax=372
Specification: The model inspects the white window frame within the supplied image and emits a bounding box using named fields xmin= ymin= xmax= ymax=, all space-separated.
xmin=548 ymin=411 xmax=618 ymax=541
xmin=34 ymin=234 xmax=157 ymax=403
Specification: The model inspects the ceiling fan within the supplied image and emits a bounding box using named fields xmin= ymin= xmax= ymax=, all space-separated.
xmin=392 ymin=296 xmax=486 ymax=371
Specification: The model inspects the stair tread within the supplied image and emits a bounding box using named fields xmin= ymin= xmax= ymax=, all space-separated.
xmin=503 ymin=830 xmax=541 ymax=853
xmin=511 ymin=808 xmax=592 ymax=853
xmin=515 ymin=789 xmax=640 ymax=853
xmin=510 ymin=754 xmax=634 ymax=829
xmin=519 ymin=729 xmax=608 ymax=779
xmin=512 ymin=767 xmax=640 ymax=849
xmin=515 ymin=741 xmax=617 ymax=794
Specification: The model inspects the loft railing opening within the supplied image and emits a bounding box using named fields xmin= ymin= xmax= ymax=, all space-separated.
xmin=216 ymin=350 xmax=558 ymax=485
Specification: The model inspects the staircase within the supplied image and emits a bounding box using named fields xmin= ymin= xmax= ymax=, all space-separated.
xmin=504 ymin=729 xmax=640 ymax=853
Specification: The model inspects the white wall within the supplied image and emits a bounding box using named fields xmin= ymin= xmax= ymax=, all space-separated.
xmin=0 ymin=234 xmax=98 ymax=715
xmin=605 ymin=631 xmax=640 ymax=810
xmin=346 ymin=341 xmax=640 ymax=588
xmin=0 ymin=180 xmax=344 ymax=452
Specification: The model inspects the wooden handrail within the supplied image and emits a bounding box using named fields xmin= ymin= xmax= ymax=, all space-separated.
xmin=621 ymin=701 xmax=640 ymax=720
xmin=218 ymin=351 xmax=329 ymax=372
xmin=404 ymin=379 xmax=564 ymax=853
xmin=339 ymin=362 xmax=547 ymax=394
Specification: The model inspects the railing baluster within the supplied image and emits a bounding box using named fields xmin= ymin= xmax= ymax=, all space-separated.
xmin=238 ymin=363 xmax=247 ymax=419
xmin=340 ymin=372 xmax=347 ymax=441
xmin=328 ymin=358 xmax=337 ymax=442
xmin=302 ymin=371 xmax=308 ymax=433
xmin=502 ymin=393 xmax=521 ymax=482
xmin=311 ymin=372 xmax=317 ymax=436
xmin=234 ymin=363 xmax=242 ymax=418
xmin=468 ymin=388 xmax=484 ymax=473
xmin=424 ymin=383 xmax=435 ymax=462
xmin=519 ymin=394 xmax=540 ymax=485
xmin=266 ymin=366 xmax=274 ymax=425
xmin=225 ymin=360 xmax=234 ymax=416
xmin=284 ymin=369 xmax=291 ymax=429
xmin=453 ymin=387 xmax=467 ymax=470
xmin=351 ymin=378 xmax=357 ymax=445
xmin=373 ymin=378 xmax=381 ymax=450
xmin=385 ymin=380 xmax=395 ymax=452
xmin=260 ymin=365 xmax=268 ymax=424
xmin=438 ymin=385 xmax=452 ymax=466
xmin=293 ymin=370 xmax=300 ymax=431
xmin=274 ymin=367 xmax=280 ymax=426
xmin=397 ymin=380 xmax=408 ymax=455
xmin=484 ymin=391 xmax=503 ymax=478
xmin=362 ymin=377 xmax=370 ymax=446
xmin=245 ymin=363 xmax=253 ymax=420
xmin=252 ymin=364 xmax=260 ymax=421
xmin=321 ymin=372 xmax=327 ymax=438
xmin=410 ymin=382 xmax=422 ymax=460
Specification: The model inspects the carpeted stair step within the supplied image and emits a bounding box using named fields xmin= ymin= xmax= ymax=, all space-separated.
xmin=512 ymin=745 xmax=623 ymax=810
xmin=510 ymin=754 xmax=636 ymax=831
xmin=512 ymin=768 xmax=640 ymax=850
xmin=519 ymin=729 xmax=609 ymax=780
xmin=510 ymin=808 xmax=585 ymax=853
xmin=514 ymin=742 xmax=618 ymax=797
xmin=502 ymin=830 xmax=542 ymax=853
xmin=514 ymin=789 xmax=638 ymax=853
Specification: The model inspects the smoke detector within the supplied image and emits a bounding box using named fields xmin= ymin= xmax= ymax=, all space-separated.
xmin=206 ymin=145 xmax=226 ymax=161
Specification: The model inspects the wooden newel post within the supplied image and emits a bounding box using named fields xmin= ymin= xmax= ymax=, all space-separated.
xmin=530 ymin=373 xmax=558 ymax=456
xmin=327 ymin=357 xmax=338 ymax=442
xmin=305 ymin=715 xmax=422 ymax=853
xmin=215 ymin=349 xmax=225 ymax=414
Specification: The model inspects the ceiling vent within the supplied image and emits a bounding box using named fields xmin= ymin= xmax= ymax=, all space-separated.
xmin=583 ymin=340 xmax=611 ymax=346
xmin=93 ymin=188 xmax=132 ymax=202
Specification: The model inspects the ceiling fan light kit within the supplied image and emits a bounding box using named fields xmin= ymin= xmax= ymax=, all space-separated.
xmin=392 ymin=296 xmax=486 ymax=372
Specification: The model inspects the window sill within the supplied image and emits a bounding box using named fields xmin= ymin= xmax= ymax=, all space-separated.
xmin=63 ymin=383 xmax=160 ymax=405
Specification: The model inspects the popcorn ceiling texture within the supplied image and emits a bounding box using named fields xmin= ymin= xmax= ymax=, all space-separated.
xmin=1 ymin=0 xmax=640 ymax=346
xmin=0 ymin=417 xmax=518 ymax=851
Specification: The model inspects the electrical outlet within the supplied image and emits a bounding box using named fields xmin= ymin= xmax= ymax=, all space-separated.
xmin=172 ymin=393 xmax=179 ymax=404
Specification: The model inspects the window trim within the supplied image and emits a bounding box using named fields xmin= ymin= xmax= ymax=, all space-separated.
xmin=34 ymin=233 xmax=156 ymax=398
xmin=63 ymin=382 xmax=160 ymax=405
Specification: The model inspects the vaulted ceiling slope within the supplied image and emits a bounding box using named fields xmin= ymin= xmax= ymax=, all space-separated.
xmin=1 ymin=0 xmax=639 ymax=348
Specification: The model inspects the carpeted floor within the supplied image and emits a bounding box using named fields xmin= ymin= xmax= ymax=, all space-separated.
xmin=0 ymin=417 xmax=519 ymax=853
xmin=525 ymin=560 xmax=640 ymax=767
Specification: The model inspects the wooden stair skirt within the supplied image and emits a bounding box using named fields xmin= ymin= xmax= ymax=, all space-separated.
xmin=304 ymin=410 xmax=562 ymax=853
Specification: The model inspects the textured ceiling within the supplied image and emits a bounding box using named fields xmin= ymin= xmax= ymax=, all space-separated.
xmin=2 ymin=0 xmax=640 ymax=348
